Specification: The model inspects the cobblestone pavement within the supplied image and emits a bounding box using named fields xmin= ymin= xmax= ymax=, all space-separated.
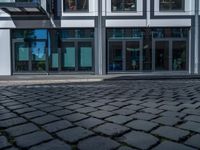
xmin=0 ymin=80 xmax=200 ymax=150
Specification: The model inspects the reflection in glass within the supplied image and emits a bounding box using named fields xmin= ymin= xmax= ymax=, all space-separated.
xmin=126 ymin=41 xmax=140 ymax=71
xmin=172 ymin=41 xmax=186 ymax=70
xmin=111 ymin=0 xmax=137 ymax=11
xmin=78 ymin=42 xmax=93 ymax=71
xmin=31 ymin=42 xmax=46 ymax=71
xmin=15 ymin=42 xmax=29 ymax=72
xmin=63 ymin=0 xmax=88 ymax=12
xmin=160 ymin=0 xmax=184 ymax=11
xmin=155 ymin=41 xmax=169 ymax=71
xmin=109 ymin=42 xmax=123 ymax=71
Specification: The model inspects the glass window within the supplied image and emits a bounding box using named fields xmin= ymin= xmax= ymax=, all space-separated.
xmin=111 ymin=0 xmax=137 ymax=12
xmin=152 ymin=28 xmax=189 ymax=38
xmin=61 ymin=29 xmax=94 ymax=39
xmin=172 ymin=41 xmax=187 ymax=71
xmin=63 ymin=0 xmax=89 ymax=12
xmin=12 ymin=30 xmax=48 ymax=40
xmin=160 ymin=0 xmax=184 ymax=11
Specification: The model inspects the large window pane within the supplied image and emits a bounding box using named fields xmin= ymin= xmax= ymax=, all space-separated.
xmin=109 ymin=42 xmax=123 ymax=71
xmin=111 ymin=0 xmax=136 ymax=12
xmin=31 ymin=41 xmax=46 ymax=71
xmin=63 ymin=0 xmax=88 ymax=12
xmin=126 ymin=41 xmax=140 ymax=71
xmin=15 ymin=42 xmax=29 ymax=72
xmin=172 ymin=41 xmax=187 ymax=70
xmin=160 ymin=0 xmax=184 ymax=11
xmin=155 ymin=41 xmax=169 ymax=71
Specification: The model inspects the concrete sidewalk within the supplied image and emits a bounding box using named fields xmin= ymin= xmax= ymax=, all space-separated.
xmin=0 ymin=72 xmax=200 ymax=82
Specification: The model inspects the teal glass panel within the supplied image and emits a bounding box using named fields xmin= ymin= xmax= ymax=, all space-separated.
xmin=80 ymin=47 xmax=92 ymax=67
xmin=18 ymin=47 xmax=29 ymax=61
xmin=64 ymin=47 xmax=75 ymax=67
xmin=52 ymin=53 xmax=59 ymax=68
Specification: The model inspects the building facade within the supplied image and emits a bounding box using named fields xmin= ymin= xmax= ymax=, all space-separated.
xmin=0 ymin=0 xmax=199 ymax=75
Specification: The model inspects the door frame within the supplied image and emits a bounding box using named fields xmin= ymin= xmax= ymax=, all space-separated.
xmin=60 ymin=39 xmax=95 ymax=72
xmin=12 ymin=39 xmax=48 ymax=74
xmin=107 ymin=38 xmax=143 ymax=73
xmin=152 ymin=38 xmax=189 ymax=71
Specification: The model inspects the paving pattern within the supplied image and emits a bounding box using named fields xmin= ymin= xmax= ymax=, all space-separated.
xmin=0 ymin=80 xmax=200 ymax=150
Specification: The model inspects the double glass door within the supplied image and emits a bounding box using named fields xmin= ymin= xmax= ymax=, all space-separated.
xmin=108 ymin=40 xmax=142 ymax=72
xmin=61 ymin=41 xmax=93 ymax=72
xmin=153 ymin=39 xmax=187 ymax=71
xmin=13 ymin=40 xmax=47 ymax=73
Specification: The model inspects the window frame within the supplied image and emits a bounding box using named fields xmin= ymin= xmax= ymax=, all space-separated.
xmin=159 ymin=0 xmax=185 ymax=12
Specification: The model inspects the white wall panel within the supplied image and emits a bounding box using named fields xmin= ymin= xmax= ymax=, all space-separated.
xmin=61 ymin=20 xmax=95 ymax=27
xmin=0 ymin=29 xmax=11 ymax=75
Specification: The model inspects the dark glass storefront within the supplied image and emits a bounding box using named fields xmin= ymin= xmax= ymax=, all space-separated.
xmin=12 ymin=29 xmax=94 ymax=74
xmin=107 ymin=28 xmax=189 ymax=73
xmin=11 ymin=28 xmax=189 ymax=74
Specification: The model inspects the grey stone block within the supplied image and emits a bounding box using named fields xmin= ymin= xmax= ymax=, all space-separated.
xmin=56 ymin=127 xmax=93 ymax=143
xmin=78 ymin=136 xmax=120 ymax=150
xmin=153 ymin=141 xmax=196 ymax=150
xmin=152 ymin=126 xmax=190 ymax=141
xmin=6 ymin=123 xmax=39 ymax=137
xmin=94 ymin=123 xmax=129 ymax=136
xmin=75 ymin=117 xmax=104 ymax=129
xmin=185 ymin=134 xmax=200 ymax=149
xmin=42 ymin=120 xmax=73 ymax=133
xmin=119 ymin=131 xmax=159 ymax=150
xmin=106 ymin=115 xmax=133 ymax=125
xmin=29 ymin=140 xmax=72 ymax=150
xmin=15 ymin=131 xmax=52 ymax=148
xmin=126 ymin=120 xmax=158 ymax=132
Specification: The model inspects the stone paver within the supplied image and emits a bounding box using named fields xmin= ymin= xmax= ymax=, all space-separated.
xmin=6 ymin=123 xmax=39 ymax=137
xmin=75 ymin=117 xmax=104 ymax=129
xmin=62 ymin=113 xmax=88 ymax=122
xmin=31 ymin=115 xmax=60 ymax=125
xmin=29 ymin=140 xmax=72 ymax=150
xmin=0 ymin=80 xmax=200 ymax=150
xmin=0 ymin=117 xmax=27 ymax=128
xmin=77 ymin=136 xmax=120 ymax=150
xmin=42 ymin=120 xmax=73 ymax=133
xmin=152 ymin=126 xmax=190 ymax=141
xmin=126 ymin=120 xmax=158 ymax=132
xmin=105 ymin=115 xmax=132 ymax=124
xmin=119 ymin=131 xmax=159 ymax=150
xmin=94 ymin=122 xmax=129 ymax=136
xmin=89 ymin=110 xmax=114 ymax=119
xmin=178 ymin=121 xmax=200 ymax=133
xmin=56 ymin=127 xmax=93 ymax=143
xmin=185 ymin=134 xmax=200 ymax=149
xmin=0 ymin=136 xmax=11 ymax=149
xmin=152 ymin=116 xmax=181 ymax=126
xmin=153 ymin=141 xmax=197 ymax=150
xmin=15 ymin=131 xmax=53 ymax=148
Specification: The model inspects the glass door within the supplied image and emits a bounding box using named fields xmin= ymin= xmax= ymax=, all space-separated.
xmin=154 ymin=41 xmax=170 ymax=71
xmin=108 ymin=41 xmax=123 ymax=71
xmin=13 ymin=40 xmax=47 ymax=73
xmin=78 ymin=41 xmax=93 ymax=71
xmin=14 ymin=42 xmax=30 ymax=72
xmin=172 ymin=41 xmax=187 ymax=71
xmin=126 ymin=41 xmax=141 ymax=71
xmin=61 ymin=42 xmax=76 ymax=71
xmin=61 ymin=40 xmax=93 ymax=72
xmin=31 ymin=41 xmax=47 ymax=72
